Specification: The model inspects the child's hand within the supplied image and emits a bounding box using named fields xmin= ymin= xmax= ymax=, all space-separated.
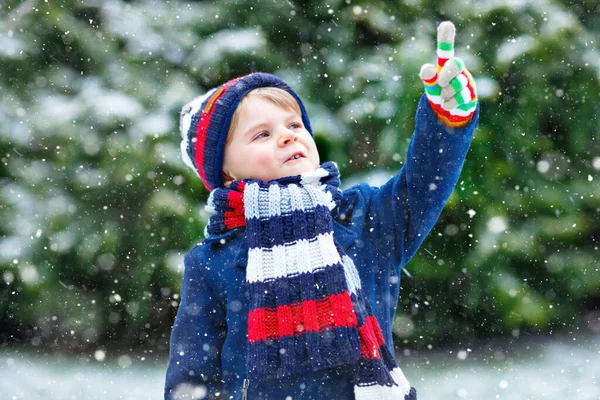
xmin=419 ymin=21 xmax=478 ymax=128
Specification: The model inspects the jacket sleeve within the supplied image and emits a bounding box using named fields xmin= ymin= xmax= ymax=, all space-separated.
xmin=164 ymin=250 xmax=227 ymax=400
xmin=364 ymin=94 xmax=479 ymax=268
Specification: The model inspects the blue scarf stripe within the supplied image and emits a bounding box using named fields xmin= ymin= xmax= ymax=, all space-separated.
xmin=248 ymin=327 xmax=362 ymax=380
xmin=247 ymin=262 xmax=349 ymax=310
xmin=380 ymin=343 xmax=401 ymax=375
xmin=245 ymin=204 xmax=333 ymax=250
xmin=406 ymin=387 xmax=418 ymax=399
xmin=354 ymin=357 xmax=400 ymax=387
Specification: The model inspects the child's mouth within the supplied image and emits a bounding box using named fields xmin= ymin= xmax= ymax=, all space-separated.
xmin=286 ymin=153 xmax=304 ymax=162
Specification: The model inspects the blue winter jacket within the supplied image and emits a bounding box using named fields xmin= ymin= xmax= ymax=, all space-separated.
xmin=165 ymin=95 xmax=479 ymax=399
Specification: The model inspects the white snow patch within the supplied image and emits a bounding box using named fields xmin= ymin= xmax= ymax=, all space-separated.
xmin=497 ymin=35 xmax=536 ymax=65
xmin=187 ymin=28 xmax=266 ymax=68
xmin=537 ymin=160 xmax=550 ymax=174
xmin=0 ymin=34 xmax=25 ymax=58
xmin=0 ymin=236 xmax=25 ymax=261
xmin=49 ymin=230 xmax=77 ymax=253
xmin=474 ymin=76 xmax=500 ymax=99
xmin=94 ymin=350 xmax=106 ymax=362
xmin=19 ymin=264 xmax=40 ymax=285
xmin=79 ymin=79 xmax=143 ymax=120
xmin=36 ymin=95 xmax=83 ymax=125
xmin=540 ymin=6 xmax=580 ymax=37
xmin=130 ymin=114 xmax=173 ymax=141
xmin=487 ymin=216 xmax=508 ymax=233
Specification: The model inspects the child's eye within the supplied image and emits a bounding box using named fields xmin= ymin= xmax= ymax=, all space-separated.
xmin=253 ymin=132 xmax=269 ymax=140
xmin=289 ymin=122 xmax=302 ymax=129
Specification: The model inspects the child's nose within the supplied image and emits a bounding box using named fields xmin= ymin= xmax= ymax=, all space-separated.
xmin=278 ymin=128 xmax=297 ymax=147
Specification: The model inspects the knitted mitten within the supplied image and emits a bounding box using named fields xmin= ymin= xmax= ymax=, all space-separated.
xmin=420 ymin=21 xmax=478 ymax=128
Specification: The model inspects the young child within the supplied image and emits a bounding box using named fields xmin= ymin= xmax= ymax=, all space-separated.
xmin=165 ymin=21 xmax=478 ymax=400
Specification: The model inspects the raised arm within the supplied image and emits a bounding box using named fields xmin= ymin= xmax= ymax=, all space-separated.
xmin=360 ymin=21 xmax=479 ymax=268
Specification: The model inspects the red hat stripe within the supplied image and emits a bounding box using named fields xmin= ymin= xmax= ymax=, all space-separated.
xmin=193 ymin=78 xmax=241 ymax=190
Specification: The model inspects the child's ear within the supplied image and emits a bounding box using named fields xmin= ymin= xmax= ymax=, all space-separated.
xmin=222 ymin=170 xmax=234 ymax=187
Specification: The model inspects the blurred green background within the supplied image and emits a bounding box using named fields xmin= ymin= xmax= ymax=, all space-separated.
xmin=1 ymin=0 xmax=598 ymax=362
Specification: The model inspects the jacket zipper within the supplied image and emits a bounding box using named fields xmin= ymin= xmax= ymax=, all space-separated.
xmin=242 ymin=377 xmax=249 ymax=400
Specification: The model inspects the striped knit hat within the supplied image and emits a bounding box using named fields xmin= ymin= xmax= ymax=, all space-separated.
xmin=179 ymin=73 xmax=313 ymax=191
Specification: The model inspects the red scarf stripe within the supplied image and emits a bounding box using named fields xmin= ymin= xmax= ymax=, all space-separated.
xmin=223 ymin=211 xmax=246 ymax=230
xmin=224 ymin=186 xmax=246 ymax=229
xmin=248 ymin=291 xmax=357 ymax=343
xmin=226 ymin=189 xmax=245 ymax=209
xmin=235 ymin=181 xmax=247 ymax=191
xmin=193 ymin=78 xmax=241 ymax=189
xmin=366 ymin=315 xmax=386 ymax=346
xmin=358 ymin=316 xmax=386 ymax=359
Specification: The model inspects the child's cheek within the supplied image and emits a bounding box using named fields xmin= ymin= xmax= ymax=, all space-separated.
xmin=255 ymin=148 xmax=278 ymax=175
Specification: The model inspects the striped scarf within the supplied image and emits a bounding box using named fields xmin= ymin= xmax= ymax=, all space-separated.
xmin=206 ymin=162 xmax=416 ymax=400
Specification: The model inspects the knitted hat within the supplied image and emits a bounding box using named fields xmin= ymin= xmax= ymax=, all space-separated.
xmin=179 ymin=72 xmax=313 ymax=191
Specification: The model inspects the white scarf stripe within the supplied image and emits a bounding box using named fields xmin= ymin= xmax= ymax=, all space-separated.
xmin=301 ymin=167 xmax=338 ymax=211
xmin=341 ymin=255 xmax=362 ymax=295
xmin=390 ymin=367 xmax=412 ymax=395
xmin=244 ymin=182 xmax=261 ymax=219
xmin=288 ymin=183 xmax=307 ymax=212
xmin=355 ymin=367 xmax=411 ymax=399
xmin=299 ymin=166 xmax=329 ymax=185
xmin=268 ymin=183 xmax=282 ymax=217
xmin=354 ymin=383 xmax=408 ymax=400
xmin=246 ymin=233 xmax=342 ymax=283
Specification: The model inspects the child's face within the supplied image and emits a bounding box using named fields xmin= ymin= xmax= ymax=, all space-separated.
xmin=222 ymin=95 xmax=320 ymax=186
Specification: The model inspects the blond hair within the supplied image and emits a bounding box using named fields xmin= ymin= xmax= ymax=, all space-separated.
xmin=226 ymin=87 xmax=301 ymax=144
